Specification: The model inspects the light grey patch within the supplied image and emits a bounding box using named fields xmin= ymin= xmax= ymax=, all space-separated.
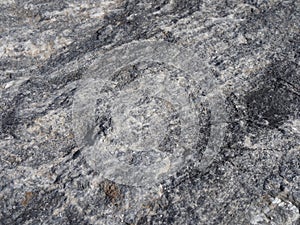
xmin=72 ymin=40 xmax=228 ymax=187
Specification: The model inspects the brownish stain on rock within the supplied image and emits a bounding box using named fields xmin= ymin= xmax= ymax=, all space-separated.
xmin=102 ymin=180 xmax=122 ymax=205
xmin=21 ymin=191 xmax=33 ymax=206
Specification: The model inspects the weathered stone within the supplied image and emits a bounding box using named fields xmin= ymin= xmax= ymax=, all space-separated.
xmin=0 ymin=0 xmax=299 ymax=224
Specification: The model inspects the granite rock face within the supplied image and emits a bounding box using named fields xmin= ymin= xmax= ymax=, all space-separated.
xmin=0 ymin=0 xmax=299 ymax=224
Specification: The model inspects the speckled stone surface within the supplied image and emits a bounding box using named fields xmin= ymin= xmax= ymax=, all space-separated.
xmin=0 ymin=0 xmax=299 ymax=224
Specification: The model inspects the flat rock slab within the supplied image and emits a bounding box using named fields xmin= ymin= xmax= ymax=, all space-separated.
xmin=0 ymin=1 xmax=299 ymax=225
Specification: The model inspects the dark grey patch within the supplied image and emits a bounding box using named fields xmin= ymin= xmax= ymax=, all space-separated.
xmin=221 ymin=93 xmax=249 ymax=150
xmin=279 ymin=150 xmax=300 ymax=183
xmin=49 ymin=69 xmax=84 ymax=90
xmin=0 ymin=92 xmax=27 ymax=137
xmin=171 ymin=0 xmax=203 ymax=16
xmin=245 ymin=62 xmax=300 ymax=128
xmin=0 ymin=190 xmax=66 ymax=225
xmin=158 ymin=135 xmax=178 ymax=154
xmin=63 ymin=205 xmax=89 ymax=225
xmin=95 ymin=115 xmax=113 ymax=137
xmin=72 ymin=149 xmax=81 ymax=160
xmin=111 ymin=64 xmax=140 ymax=89
xmin=48 ymin=89 xmax=76 ymax=110
xmin=163 ymin=31 xmax=178 ymax=43
xmin=1 ymin=109 xmax=18 ymax=137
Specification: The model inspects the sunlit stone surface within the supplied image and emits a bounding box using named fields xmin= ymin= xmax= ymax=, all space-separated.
xmin=0 ymin=1 xmax=299 ymax=224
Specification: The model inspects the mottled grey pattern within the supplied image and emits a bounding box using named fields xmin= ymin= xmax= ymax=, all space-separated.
xmin=73 ymin=41 xmax=227 ymax=188
xmin=0 ymin=0 xmax=299 ymax=225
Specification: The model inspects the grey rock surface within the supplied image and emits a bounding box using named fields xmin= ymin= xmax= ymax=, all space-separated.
xmin=0 ymin=0 xmax=299 ymax=224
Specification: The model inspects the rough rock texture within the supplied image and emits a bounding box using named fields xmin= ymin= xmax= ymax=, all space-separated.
xmin=0 ymin=0 xmax=299 ymax=224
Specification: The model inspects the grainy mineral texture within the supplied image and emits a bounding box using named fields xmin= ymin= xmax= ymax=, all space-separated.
xmin=0 ymin=0 xmax=299 ymax=224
